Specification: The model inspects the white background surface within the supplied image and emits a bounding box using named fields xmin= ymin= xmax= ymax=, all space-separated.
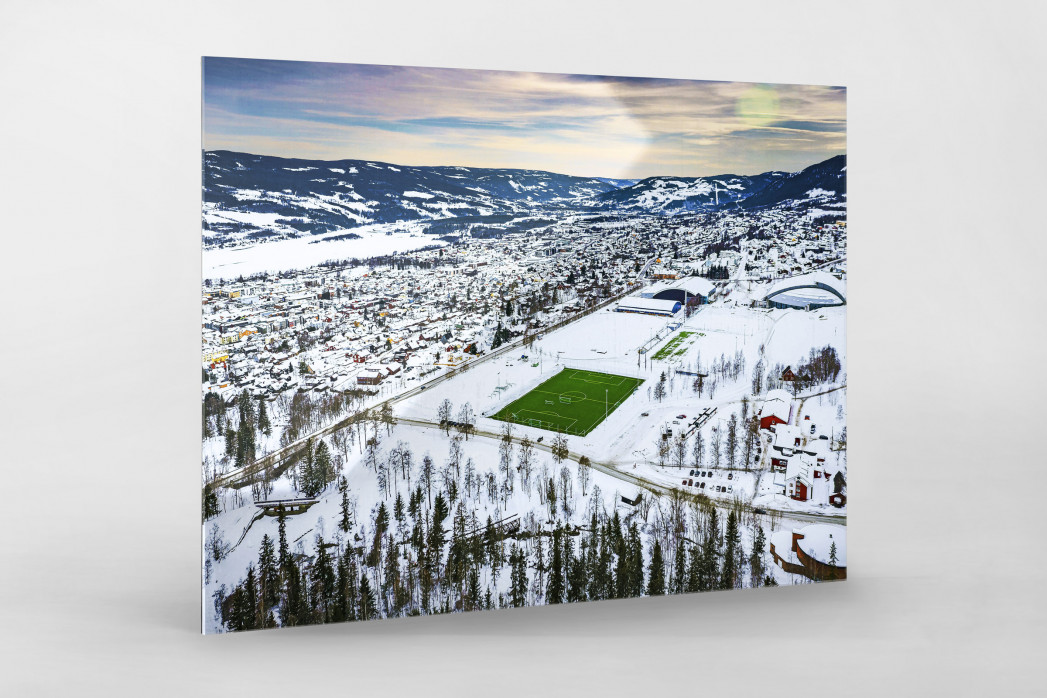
xmin=2 ymin=1 xmax=1045 ymax=695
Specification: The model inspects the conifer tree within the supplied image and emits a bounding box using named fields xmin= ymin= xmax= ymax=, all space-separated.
xmin=310 ymin=535 xmax=336 ymax=623
xmin=335 ymin=552 xmax=358 ymax=622
xmin=466 ymin=567 xmax=481 ymax=612
xmin=384 ymin=533 xmax=403 ymax=616
xmin=629 ymin=524 xmax=645 ymax=597
xmin=647 ymin=541 xmax=666 ymax=596
xmin=235 ymin=424 xmax=254 ymax=468
xmin=726 ymin=414 xmax=739 ymax=468
xmin=225 ymin=570 xmax=260 ymax=632
xmin=257 ymin=534 xmax=280 ymax=611
xmin=339 ymin=482 xmax=352 ymax=534
xmin=224 ymin=426 xmax=237 ymax=457
xmin=432 ymin=493 xmax=449 ymax=533
xmin=594 ymin=525 xmax=612 ymax=601
xmin=613 ymin=535 xmax=629 ymax=599
xmin=283 ymin=558 xmax=308 ymax=627
xmin=359 ymin=573 xmax=377 ymax=621
xmin=277 ymin=508 xmax=290 ymax=570
xmin=547 ymin=528 xmax=565 ymax=604
xmin=567 ymin=545 xmax=588 ymax=603
xmin=720 ymin=510 xmax=740 ymax=590
xmin=446 ymin=506 xmax=469 ymax=600
xmin=238 ymin=389 xmax=255 ymax=429
xmin=672 ymin=540 xmax=686 ymax=594
xmin=699 ymin=508 xmax=719 ymax=591
xmin=243 ymin=565 xmax=259 ymax=629
xmin=508 ymin=544 xmax=528 ymax=608
xmin=686 ymin=543 xmax=701 ymax=593
xmin=314 ymin=440 xmax=333 ymax=493
xmin=367 ymin=502 xmax=390 ymax=568
xmin=203 ymin=488 xmax=220 ymax=521
xmin=533 ymin=533 xmax=546 ymax=598
xmin=257 ymin=395 xmax=271 ymax=436
xmin=751 ymin=525 xmax=767 ymax=584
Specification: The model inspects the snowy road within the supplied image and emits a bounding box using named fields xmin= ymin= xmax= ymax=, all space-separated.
xmin=394 ymin=415 xmax=845 ymax=526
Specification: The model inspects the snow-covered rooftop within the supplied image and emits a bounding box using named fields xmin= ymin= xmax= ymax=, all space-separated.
xmin=617 ymin=297 xmax=681 ymax=314
xmin=763 ymin=271 xmax=846 ymax=305
xmin=795 ymin=524 xmax=847 ymax=567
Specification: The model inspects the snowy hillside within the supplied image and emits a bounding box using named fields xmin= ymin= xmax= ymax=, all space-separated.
xmin=202 ymin=151 xmax=847 ymax=248
xmin=202 ymin=151 xmax=619 ymax=247
xmin=590 ymin=155 xmax=846 ymax=215
xmin=736 ymin=154 xmax=847 ymax=212
xmin=591 ymin=172 xmax=787 ymax=213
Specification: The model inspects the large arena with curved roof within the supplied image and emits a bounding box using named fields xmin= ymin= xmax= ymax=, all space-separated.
xmin=763 ymin=272 xmax=846 ymax=310
xmin=648 ymin=277 xmax=716 ymax=305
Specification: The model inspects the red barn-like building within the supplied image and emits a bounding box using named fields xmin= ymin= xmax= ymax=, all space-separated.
xmin=758 ymin=389 xmax=793 ymax=430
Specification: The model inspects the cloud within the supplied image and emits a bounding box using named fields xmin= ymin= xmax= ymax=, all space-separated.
xmin=202 ymin=58 xmax=845 ymax=177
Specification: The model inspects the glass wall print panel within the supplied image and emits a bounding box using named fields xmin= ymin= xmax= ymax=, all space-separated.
xmin=201 ymin=58 xmax=847 ymax=633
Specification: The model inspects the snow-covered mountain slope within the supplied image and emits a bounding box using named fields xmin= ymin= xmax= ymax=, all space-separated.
xmin=589 ymin=155 xmax=847 ymax=214
xmin=737 ymin=154 xmax=847 ymax=211
xmin=202 ymin=151 xmax=846 ymax=246
xmin=590 ymin=172 xmax=787 ymax=213
xmin=202 ymin=151 xmax=619 ymax=245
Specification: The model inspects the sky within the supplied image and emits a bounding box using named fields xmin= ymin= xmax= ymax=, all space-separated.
xmin=203 ymin=58 xmax=845 ymax=179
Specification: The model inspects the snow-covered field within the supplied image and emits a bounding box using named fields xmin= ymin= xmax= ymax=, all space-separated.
xmin=400 ymin=303 xmax=845 ymax=487
xmin=203 ymin=221 xmax=447 ymax=280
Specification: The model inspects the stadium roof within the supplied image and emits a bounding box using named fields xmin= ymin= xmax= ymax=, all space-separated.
xmin=667 ymin=277 xmax=715 ymax=298
xmin=645 ymin=277 xmax=716 ymax=300
xmin=763 ymin=271 xmax=846 ymax=306
xmin=617 ymin=297 xmax=682 ymax=315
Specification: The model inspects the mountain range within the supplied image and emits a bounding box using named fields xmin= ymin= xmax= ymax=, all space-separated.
xmin=202 ymin=151 xmax=846 ymax=245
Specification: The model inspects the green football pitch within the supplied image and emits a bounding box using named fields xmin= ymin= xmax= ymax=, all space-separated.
xmin=491 ymin=368 xmax=644 ymax=436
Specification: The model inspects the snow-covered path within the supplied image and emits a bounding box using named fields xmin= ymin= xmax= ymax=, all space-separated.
xmin=394 ymin=416 xmax=844 ymax=526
